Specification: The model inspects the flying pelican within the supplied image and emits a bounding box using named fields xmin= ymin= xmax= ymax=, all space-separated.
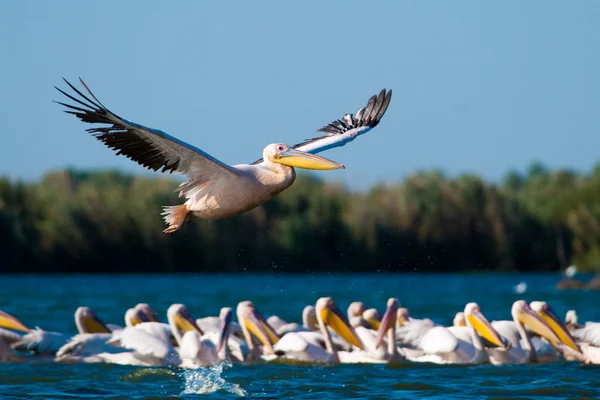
xmin=487 ymin=300 xmax=561 ymax=365
xmin=55 ymin=79 xmax=392 ymax=233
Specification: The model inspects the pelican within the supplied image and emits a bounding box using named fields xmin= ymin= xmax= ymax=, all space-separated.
xmin=267 ymin=305 xmax=318 ymax=336
xmin=55 ymin=307 xmax=149 ymax=362
xmin=408 ymin=303 xmax=508 ymax=365
xmin=99 ymin=304 xmax=231 ymax=368
xmin=530 ymin=301 xmax=600 ymax=364
xmin=1 ymin=307 xmax=118 ymax=356
xmin=487 ymin=300 xmax=561 ymax=365
xmin=362 ymin=308 xmax=381 ymax=330
xmin=265 ymin=297 xmax=365 ymax=364
xmin=55 ymin=79 xmax=392 ymax=233
xmin=236 ymin=301 xmax=278 ymax=363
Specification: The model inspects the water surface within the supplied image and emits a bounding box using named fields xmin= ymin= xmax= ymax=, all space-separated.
xmin=2 ymin=273 xmax=599 ymax=398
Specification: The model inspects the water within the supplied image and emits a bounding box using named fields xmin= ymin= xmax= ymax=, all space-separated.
xmin=2 ymin=273 xmax=600 ymax=399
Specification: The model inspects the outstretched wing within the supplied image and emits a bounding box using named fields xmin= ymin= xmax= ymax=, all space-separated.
xmin=251 ymin=88 xmax=392 ymax=165
xmin=55 ymin=78 xmax=240 ymax=183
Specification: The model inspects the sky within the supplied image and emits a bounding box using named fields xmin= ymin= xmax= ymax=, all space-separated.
xmin=1 ymin=1 xmax=600 ymax=190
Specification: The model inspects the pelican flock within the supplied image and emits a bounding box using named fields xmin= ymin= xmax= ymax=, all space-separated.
xmin=1 ymin=299 xmax=598 ymax=368
xmin=55 ymin=79 xmax=392 ymax=233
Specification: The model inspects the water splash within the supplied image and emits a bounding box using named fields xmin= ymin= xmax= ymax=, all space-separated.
xmin=180 ymin=362 xmax=247 ymax=397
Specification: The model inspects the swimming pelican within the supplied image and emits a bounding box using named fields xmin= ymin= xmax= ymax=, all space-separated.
xmin=236 ymin=301 xmax=278 ymax=363
xmin=267 ymin=305 xmax=318 ymax=336
xmin=1 ymin=307 xmax=118 ymax=356
xmin=408 ymin=303 xmax=508 ymax=365
xmin=487 ymin=300 xmax=561 ymax=365
xmin=55 ymin=79 xmax=392 ymax=233
xmin=265 ymin=297 xmax=365 ymax=364
xmin=55 ymin=307 xmax=150 ymax=362
xmin=530 ymin=301 xmax=600 ymax=364
xmin=362 ymin=308 xmax=381 ymax=330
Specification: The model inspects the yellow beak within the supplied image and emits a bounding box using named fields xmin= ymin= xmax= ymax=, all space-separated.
xmin=0 ymin=310 xmax=30 ymax=333
xmin=271 ymin=149 xmax=345 ymax=170
xmin=174 ymin=312 xmax=204 ymax=334
xmin=516 ymin=305 xmax=562 ymax=348
xmin=534 ymin=305 xmax=580 ymax=352
xmin=320 ymin=304 xmax=364 ymax=350
xmin=240 ymin=308 xmax=278 ymax=352
xmin=467 ymin=310 xmax=510 ymax=349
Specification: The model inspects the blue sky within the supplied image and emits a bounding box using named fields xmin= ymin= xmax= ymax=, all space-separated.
xmin=2 ymin=1 xmax=599 ymax=189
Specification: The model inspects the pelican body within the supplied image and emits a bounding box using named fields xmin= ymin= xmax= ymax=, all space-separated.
xmin=55 ymin=79 xmax=392 ymax=233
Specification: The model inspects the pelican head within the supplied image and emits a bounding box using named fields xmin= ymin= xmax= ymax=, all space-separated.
xmin=217 ymin=307 xmax=233 ymax=353
xmin=125 ymin=307 xmax=151 ymax=327
xmin=75 ymin=307 xmax=111 ymax=334
xmin=396 ymin=307 xmax=411 ymax=327
xmin=375 ymin=298 xmax=399 ymax=349
xmin=0 ymin=310 xmax=30 ymax=333
xmin=453 ymin=311 xmax=466 ymax=327
xmin=167 ymin=304 xmax=203 ymax=335
xmin=236 ymin=301 xmax=279 ymax=353
xmin=465 ymin=303 xmax=510 ymax=350
xmin=302 ymin=305 xmax=318 ymax=330
xmin=264 ymin=144 xmax=345 ymax=171
xmin=565 ymin=309 xmax=579 ymax=330
xmin=316 ymin=297 xmax=364 ymax=350
xmin=530 ymin=301 xmax=580 ymax=352
xmin=510 ymin=300 xmax=561 ymax=348
xmin=347 ymin=301 xmax=367 ymax=321
xmin=135 ymin=303 xmax=160 ymax=323
xmin=363 ymin=308 xmax=382 ymax=330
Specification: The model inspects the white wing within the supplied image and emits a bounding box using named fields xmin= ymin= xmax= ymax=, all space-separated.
xmin=107 ymin=323 xmax=174 ymax=360
xmin=572 ymin=323 xmax=600 ymax=346
xmin=252 ymin=88 xmax=392 ymax=165
xmin=55 ymin=78 xmax=240 ymax=198
xmin=12 ymin=328 xmax=68 ymax=354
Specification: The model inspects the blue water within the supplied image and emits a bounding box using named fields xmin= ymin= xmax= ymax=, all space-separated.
xmin=2 ymin=273 xmax=600 ymax=399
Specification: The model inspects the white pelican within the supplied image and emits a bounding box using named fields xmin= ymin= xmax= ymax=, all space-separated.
xmin=267 ymin=305 xmax=318 ymax=336
xmin=264 ymin=297 xmax=365 ymax=364
xmin=487 ymin=300 xmax=561 ymax=365
xmin=530 ymin=301 xmax=600 ymax=364
xmin=360 ymin=298 xmax=405 ymax=364
xmin=100 ymin=304 xmax=231 ymax=368
xmin=236 ymin=301 xmax=278 ymax=362
xmin=408 ymin=303 xmax=508 ymax=365
xmin=1 ymin=307 xmax=118 ymax=356
xmin=362 ymin=308 xmax=381 ymax=330
xmin=55 ymin=79 xmax=392 ymax=233
xmin=55 ymin=306 xmax=150 ymax=362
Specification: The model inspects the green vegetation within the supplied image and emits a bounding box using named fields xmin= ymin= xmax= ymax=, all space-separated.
xmin=2 ymin=163 xmax=600 ymax=273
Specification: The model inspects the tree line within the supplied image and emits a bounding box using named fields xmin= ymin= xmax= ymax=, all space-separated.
xmin=2 ymin=162 xmax=600 ymax=274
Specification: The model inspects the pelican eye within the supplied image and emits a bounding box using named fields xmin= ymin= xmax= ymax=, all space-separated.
xmin=278 ymin=145 xmax=284 ymax=151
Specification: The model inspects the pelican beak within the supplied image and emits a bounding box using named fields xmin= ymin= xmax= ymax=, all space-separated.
xmin=272 ymin=148 xmax=345 ymax=170
xmin=467 ymin=308 xmax=510 ymax=350
xmin=217 ymin=309 xmax=233 ymax=353
xmin=240 ymin=307 xmax=278 ymax=352
xmin=533 ymin=303 xmax=580 ymax=352
xmin=375 ymin=303 xmax=397 ymax=349
xmin=516 ymin=304 xmax=561 ymax=348
xmin=147 ymin=311 xmax=160 ymax=323
xmin=174 ymin=310 xmax=204 ymax=334
xmin=320 ymin=303 xmax=364 ymax=350
xmin=83 ymin=313 xmax=112 ymax=334
xmin=0 ymin=310 xmax=31 ymax=333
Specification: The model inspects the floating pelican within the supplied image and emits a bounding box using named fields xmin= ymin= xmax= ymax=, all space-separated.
xmin=487 ymin=300 xmax=560 ymax=365
xmin=55 ymin=307 xmax=149 ymax=362
xmin=530 ymin=301 xmax=600 ymax=364
xmin=266 ymin=297 xmax=364 ymax=364
xmin=1 ymin=307 xmax=118 ymax=356
xmin=408 ymin=303 xmax=508 ymax=365
xmin=236 ymin=301 xmax=278 ymax=362
xmin=362 ymin=308 xmax=381 ymax=330
xmin=267 ymin=305 xmax=318 ymax=336
xmin=55 ymin=79 xmax=392 ymax=233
